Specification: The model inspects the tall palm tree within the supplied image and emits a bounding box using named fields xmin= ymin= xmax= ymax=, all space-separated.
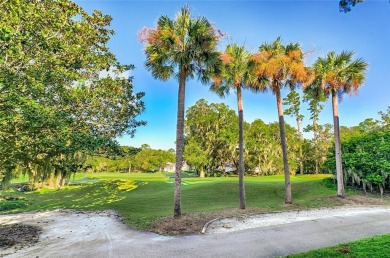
xmin=313 ymin=51 xmax=367 ymax=198
xmin=251 ymin=37 xmax=310 ymax=204
xmin=140 ymin=6 xmax=221 ymax=218
xmin=212 ymin=44 xmax=257 ymax=209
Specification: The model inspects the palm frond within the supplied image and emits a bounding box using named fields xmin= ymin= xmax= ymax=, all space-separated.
xmin=140 ymin=5 xmax=221 ymax=85
xmin=312 ymin=50 xmax=367 ymax=99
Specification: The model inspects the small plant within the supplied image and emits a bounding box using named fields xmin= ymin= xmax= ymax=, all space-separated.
xmin=321 ymin=177 xmax=337 ymax=190
xmin=0 ymin=196 xmax=28 ymax=211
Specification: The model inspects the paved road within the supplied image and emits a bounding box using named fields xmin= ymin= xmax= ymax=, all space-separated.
xmin=2 ymin=208 xmax=390 ymax=258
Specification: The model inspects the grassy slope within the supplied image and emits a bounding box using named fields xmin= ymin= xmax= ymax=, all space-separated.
xmin=286 ymin=234 xmax=390 ymax=258
xmin=0 ymin=173 xmax=368 ymax=229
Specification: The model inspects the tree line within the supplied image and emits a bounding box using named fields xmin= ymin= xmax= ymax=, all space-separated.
xmin=184 ymin=99 xmax=304 ymax=177
xmin=85 ymin=145 xmax=175 ymax=173
xmin=140 ymin=6 xmax=369 ymax=217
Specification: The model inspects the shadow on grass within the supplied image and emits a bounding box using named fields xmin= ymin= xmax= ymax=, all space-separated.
xmin=4 ymin=180 xmax=139 ymax=212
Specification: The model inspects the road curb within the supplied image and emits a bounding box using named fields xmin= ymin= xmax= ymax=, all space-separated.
xmin=201 ymin=218 xmax=222 ymax=234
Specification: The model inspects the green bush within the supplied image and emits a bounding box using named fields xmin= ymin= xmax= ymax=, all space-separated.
xmin=325 ymin=130 xmax=390 ymax=194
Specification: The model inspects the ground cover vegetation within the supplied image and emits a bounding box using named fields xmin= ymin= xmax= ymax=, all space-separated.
xmin=1 ymin=1 xmax=388 ymax=222
xmin=287 ymin=234 xmax=390 ymax=258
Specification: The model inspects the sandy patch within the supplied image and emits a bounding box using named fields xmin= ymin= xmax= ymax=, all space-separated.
xmin=204 ymin=206 xmax=390 ymax=234
xmin=0 ymin=210 xmax=126 ymax=257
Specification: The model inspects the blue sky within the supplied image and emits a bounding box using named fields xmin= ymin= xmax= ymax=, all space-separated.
xmin=75 ymin=0 xmax=390 ymax=150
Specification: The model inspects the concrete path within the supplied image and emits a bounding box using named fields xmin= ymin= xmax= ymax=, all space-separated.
xmin=1 ymin=207 xmax=390 ymax=258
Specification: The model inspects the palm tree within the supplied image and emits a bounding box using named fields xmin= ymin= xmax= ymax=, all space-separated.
xmin=313 ymin=51 xmax=367 ymax=198
xmin=212 ymin=44 xmax=257 ymax=209
xmin=251 ymin=37 xmax=310 ymax=204
xmin=139 ymin=6 xmax=221 ymax=218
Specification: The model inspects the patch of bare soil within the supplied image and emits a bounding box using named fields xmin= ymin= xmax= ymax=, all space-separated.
xmin=149 ymin=208 xmax=268 ymax=235
xmin=0 ymin=224 xmax=41 ymax=253
xmin=327 ymin=194 xmax=389 ymax=206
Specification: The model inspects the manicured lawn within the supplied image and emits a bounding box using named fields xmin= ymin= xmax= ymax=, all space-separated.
xmin=0 ymin=173 xmax=361 ymax=229
xmin=286 ymin=234 xmax=390 ymax=258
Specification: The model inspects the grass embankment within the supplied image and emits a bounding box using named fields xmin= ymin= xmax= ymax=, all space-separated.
xmin=286 ymin=234 xmax=390 ymax=258
xmin=0 ymin=173 xmax=385 ymax=233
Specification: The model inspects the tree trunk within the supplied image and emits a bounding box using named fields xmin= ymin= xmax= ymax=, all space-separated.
xmin=174 ymin=69 xmax=186 ymax=218
xmin=237 ymin=86 xmax=246 ymax=209
xmin=200 ymin=167 xmax=205 ymax=178
xmin=56 ymin=173 xmax=62 ymax=190
xmin=332 ymin=91 xmax=345 ymax=198
xmin=276 ymin=88 xmax=292 ymax=204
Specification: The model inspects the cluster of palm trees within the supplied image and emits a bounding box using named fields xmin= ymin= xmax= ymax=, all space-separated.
xmin=139 ymin=6 xmax=367 ymax=218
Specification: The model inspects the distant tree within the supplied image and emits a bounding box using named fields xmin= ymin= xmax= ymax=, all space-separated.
xmin=283 ymin=91 xmax=304 ymax=174
xmin=140 ymin=144 xmax=151 ymax=150
xmin=140 ymin=6 xmax=221 ymax=218
xmin=313 ymin=51 xmax=368 ymax=197
xmin=252 ymin=38 xmax=311 ymax=204
xmin=183 ymin=139 xmax=208 ymax=177
xmin=122 ymin=146 xmax=142 ymax=157
xmin=245 ymin=119 xmax=276 ymax=175
xmin=379 ymin=106 xmax=390 ymax=129
xmin=358 ymin=118 xmax=381 ymax=132
xmin=303 ymin=86 xmax=327 ymax=174
xmin=212 ymin=44 xmax=257 ymax=209
xmin=134 ymin=148 xmax=175 ymax=172
xmin=316 ymin=123 xmax=333 ymax=172
xmin=184 ymin=99 xmax=238 ymax=176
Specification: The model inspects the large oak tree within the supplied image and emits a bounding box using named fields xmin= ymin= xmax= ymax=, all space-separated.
xmin=0 ymin=0 xmax=145 ymax=188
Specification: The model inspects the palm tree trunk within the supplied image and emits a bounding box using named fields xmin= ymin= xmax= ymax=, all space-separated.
xmin=174 ymin=70 xmax=186 ymax=218
xmin=276 ymin=88 xmax=292 ymax=204
xmin=332 ymin=91 xmax=345 ymax=198
xmin=237 ymin=86 xmax=246 ymax=209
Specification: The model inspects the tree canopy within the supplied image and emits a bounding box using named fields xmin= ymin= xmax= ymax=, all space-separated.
xmin=339 ymin=0 xmax=364 ymax=12
xmin=0 ymin=0 xmax=145 ymax=188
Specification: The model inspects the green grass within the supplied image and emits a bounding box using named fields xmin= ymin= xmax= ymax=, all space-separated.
xmin=286 ymin=234 xmax=390 ymax=257
xmin=0 ymin=173 xmax=364 ymax=229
